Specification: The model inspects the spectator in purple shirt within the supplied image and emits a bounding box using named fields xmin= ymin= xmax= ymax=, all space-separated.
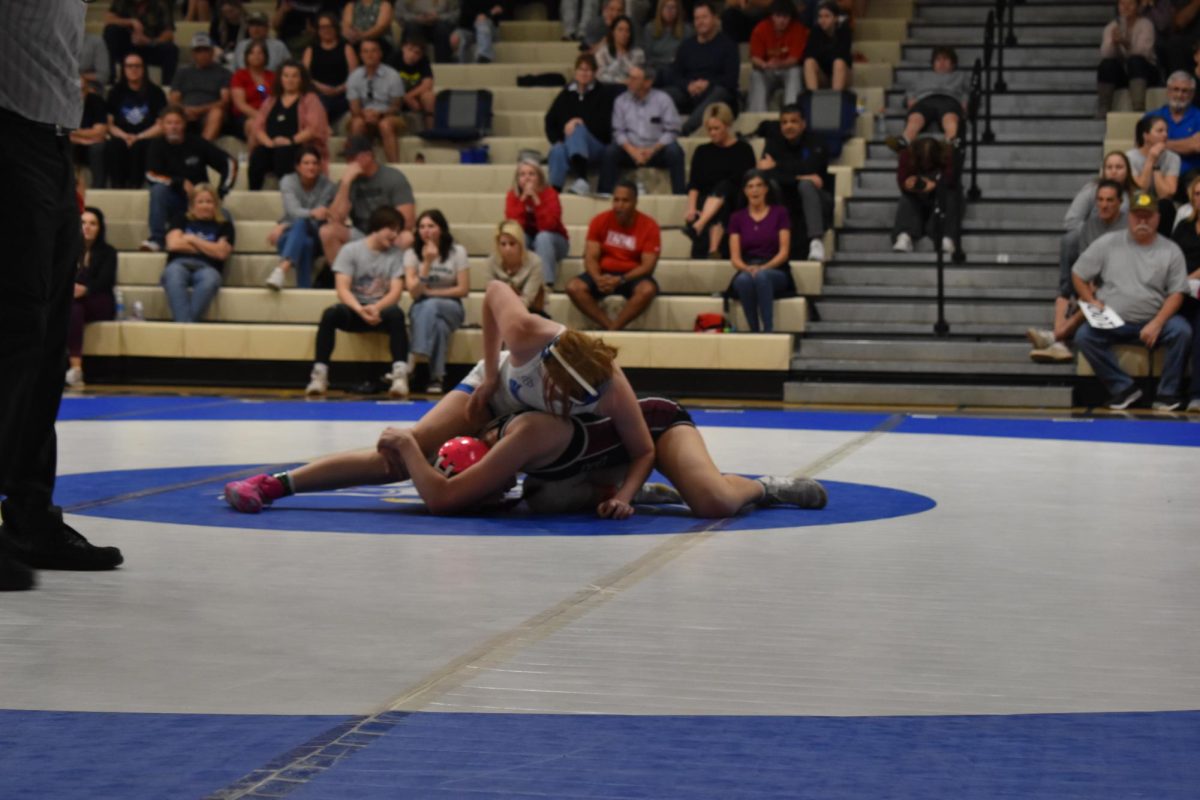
xmin=727 ymin=169 xmax=795 ymax=332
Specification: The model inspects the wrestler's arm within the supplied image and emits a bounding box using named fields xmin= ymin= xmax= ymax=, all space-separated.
xmin=594 ymin=367 xmax=656 ymax=520
xmin=469 ymin=280 xmax=565 ymax=418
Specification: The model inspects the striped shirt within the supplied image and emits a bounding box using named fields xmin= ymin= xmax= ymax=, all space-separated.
xmin=0 ymin=0 xmax=84 ymax=128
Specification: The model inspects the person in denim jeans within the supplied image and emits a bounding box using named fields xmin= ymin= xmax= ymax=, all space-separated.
xmin=404 ymin=209 xmax=470 ymax=394
xmin=266 ymin=147 xmax=337 ymax=289
xmin=161 ymin=184 xmax=235 ymax=322
xmin=545 ymin=54 xmax=615 ymax=195
xmin=141 ymin=105 xmax=235 ymax=251
xmin=455 ymin=1 xmax=504 ymax=63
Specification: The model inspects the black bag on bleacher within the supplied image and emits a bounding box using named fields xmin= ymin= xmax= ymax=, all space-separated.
xmin=798 ymin=89 xmax=858 ymax=160
xmin=517 ymin=73 xmax=567 ymax=87
xmin=417 ymin=90 xmax=493 ymax=142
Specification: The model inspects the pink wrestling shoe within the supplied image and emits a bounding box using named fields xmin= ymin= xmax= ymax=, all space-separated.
xmin=224 ymin=474 xmax=287 ymax=513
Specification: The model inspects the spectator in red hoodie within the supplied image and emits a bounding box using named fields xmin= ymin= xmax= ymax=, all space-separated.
xmin=505 ymin=158 xmax=570 ymax=289
xmin=748 ymin=0 xmax=809 ymax=112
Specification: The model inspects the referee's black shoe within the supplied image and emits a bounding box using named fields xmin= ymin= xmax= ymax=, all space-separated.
xmin=0 ymin=521 xmax=123 ymax=571
xmin=0 ymin=553 xmax=35 ymax=591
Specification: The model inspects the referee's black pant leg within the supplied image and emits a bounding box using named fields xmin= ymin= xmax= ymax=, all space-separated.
xmin=0 ymin=115 xmax=81 ymax=531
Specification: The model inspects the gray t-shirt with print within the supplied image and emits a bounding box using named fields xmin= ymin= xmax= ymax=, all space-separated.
xmin=332 ymin=238 xmax=404 ymax=305
xmin=1072 ymin=229 xmax=1190 ymax=323
xmin=348 ymin=165 xmax=415 ymax=232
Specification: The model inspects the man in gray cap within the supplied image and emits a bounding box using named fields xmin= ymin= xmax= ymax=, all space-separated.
xmin=169 ymin=33 xmax=232 ymax=141
xmin=234 ymin=12 xmax=293 ymax=72
xmin=320 ymin=135 xmax=416 ymax=267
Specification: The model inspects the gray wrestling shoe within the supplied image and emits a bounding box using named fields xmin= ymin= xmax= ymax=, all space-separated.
xmin=757 ymin=476 xmax=828 ymax=509
xmin=633 ymin=482 xmax=682 ymax=505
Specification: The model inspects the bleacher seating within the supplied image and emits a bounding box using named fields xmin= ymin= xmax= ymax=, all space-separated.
xmin=80 ymin=0 xmax=909 ymax=389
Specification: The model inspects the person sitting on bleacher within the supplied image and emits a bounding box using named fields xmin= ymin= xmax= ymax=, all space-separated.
xmin=66 ymin=208 xmax=119 ymax=389
xmin=346 ymin=38 xmax=406 ymax=163
xmin=79 ymin=32 xmax=110 ymax=94
xmin=886 ymin=46 xmax=967 ymax=153
xmin=72 ymin=79 xmax=110 ymax=190
xmin=1127 ymin=114 xmax=1180 ymax=230
xmin=306 ymin=205 xmax=411 ymax=398
xmin=584 ymin=0 xmax=629 ymax=54
xmin=562 ymin=0 xmax=601 ymax=42
xmin=234 ymin=11 xmax=293 ymax=71
xmin=248 ymin=61 xmax=331 ymax=190
xmin=889 ymin=137 xmax=960 ymax=257
xmin=103 ymin=0 xmax=181 ymax=86
xmin=1166 ymin=175 xmax=1200 ymax=411
xmin=506 ymin=158 xmax=570 ymax=288
xmin=1097 ymin=0 xmax=1158 ymax=117
xmin=320 ymin=134 xmax=416 ymax=266
xmin=747 ymin=0 xmax=808 ymax=113
xmin=1064 ymin=151 xmax=1136 ymax=227
xmin=1146 ymin=71 xmax=1200 ymax=198
xmin=598 ymin=64 xmax=686 ymax=195
xmin=758 ymin=103 xmax=833 ymax=262
xmin=387 ymin=33 xmax=438 ymax=130
xmin=683 ymin=102 xmax=756 ymax=258
xmin=1072 ymin=189 xmax=1192 ymax=411
xmin=397 ymin=0 xmax=458 ymax=64
xmin=545 ymin=53 xmax=615 ymax=195
xmin=210 ymin=0 xmax=247 ymax=68
xmin=304 ymin=12 xmax=360 ymax=125
xmin=266 ymin=146 xmax=337 ymax=289
xmin=566 ymin=179 xmax=661 ymax=330
xmin=728 ymin=169 xmax=795 ymax=332
xmin=455 ymin=0 xmax=505 ymax=64
xmin=170 ymin=33 xmax=233 ymax=141
xmin=230 ymin=40 xmax=276 ymax=140
xmin=665 ymin=1 xmax=740 ymax=135
xmin=721 ymin=0 xmax=772 ymax=44
xmin=801 ymin=1 xmax=850 ymax=93
xmin=405 ymin=209 xmax=471 ymax=394
xmin=160 ymin=183 xmax=236 ymax=323
xmin=489 ymin=219 xmax=547 ymax=315
xmin=1027 ymin=179 xmax=1127 ymax=363
xmin=103 ymin=53 xmax=168 ymax=189
xmin=596 ymin=15 xmax=647 ymax=84
xmin=272 ymin=0 xmax=323 ymax=55
xmin=642 ymin=0 xmax=692 ymax=83
xmin=141 ymin=105 xmax=237 ymax=252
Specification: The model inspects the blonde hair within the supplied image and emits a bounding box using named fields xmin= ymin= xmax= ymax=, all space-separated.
xmin=652 ymin=0 xmax=685 ymax=39
xmin=186 ymin=183 xmax=226 ymax=223
xmin=512 ymin=158 xmax=547 ymax=194
xmin=703 ymin=101 xmax=734 ymax=128
xmin=495 ymin=219 xmax=527 ymax=260
xmin=541 ymin=329 xmax=619 ymax=416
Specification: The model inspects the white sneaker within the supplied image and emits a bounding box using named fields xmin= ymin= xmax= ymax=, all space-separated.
xmin=757 ymin=475 xmax=828 ymax=509
xmin=388 ymin=362 xmax=409 ymax=398
xmin=568 ymin=177 xmax=590 ymax=196
xmin=807 ymin=238 xmax=826 ymax=262
xmin=305 ymin=363 xmax=329 ymax=396
xmin=1030 ymin=341 xmax=1072 ymax=363
xmin=892 ymin=232 xmax=913 ymax=252
xmin=941 ymin=237 xmax=955 ymax=255
xmin=65 ymin=366 xmax=84 ymax=388
xmin=138 ymin=239 xmax=161 ymax=252
xmin=265 ymin=266 xmax=286 ymax=290
xmin=1025 ymin=327 xmax=1055 ymax=350
xmin=636 ymin=181 xmax=648 ymax=197
xmin=426 ymin=377 xmax=444 ymax=395
xmin=1187 ymin=397 xmax=1200 ymax=412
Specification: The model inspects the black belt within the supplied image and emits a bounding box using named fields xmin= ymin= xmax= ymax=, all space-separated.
xmin=0 ymin=105 xmax=74 ymax=137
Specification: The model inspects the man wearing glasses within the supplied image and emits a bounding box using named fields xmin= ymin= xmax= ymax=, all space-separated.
xmin=1146 ymin=71 xmax=1200 ymax=200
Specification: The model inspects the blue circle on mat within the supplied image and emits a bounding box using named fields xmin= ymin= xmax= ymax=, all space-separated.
xmin=57 ymin=465 xmax=936 ymax=536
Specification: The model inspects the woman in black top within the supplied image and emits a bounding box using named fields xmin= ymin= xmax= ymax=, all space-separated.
xmin=803 ymin=2 xmax=851 ymax=92
xmin=303 ymin=12 xmax=359 ymax=124
xmin=683 ymin=102 xmax=756 ymax=258
xmin=103 ymin=52 xmax=168 ymax=188
xmin=66 ymin=208 xmax=118 ymax=388
xmin=248 ymin=61 xmax=331 ymax=190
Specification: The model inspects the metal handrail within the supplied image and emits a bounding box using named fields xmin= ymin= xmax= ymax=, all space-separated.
xmin=982 ymin=11 xmax=997 ymax=142
xmin=967 ymin=59 xmax=983 ymax=202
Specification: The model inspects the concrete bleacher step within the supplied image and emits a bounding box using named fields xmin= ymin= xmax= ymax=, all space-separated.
xmin=893 ymin=65 xmax=1094 ymax=91
xmin=855 ymin=167 xmax=1091 ymax=193
xmin=902 ymin=43 xmax=1095 ymax=67
xmin=796 ymin=338 xmax=1053 ymax=363
xmin=874 ymin=116 xmax=1104 ymax=138
xmin=83 ymin=322 xmax=795 ymax=373
xmin=819 ymin=285 xmax=1049 ymax=301
xmin=824 ymin=264 xmax=1056 ymax=290
xmin=913 ymin=4 xmax=1112 ymax=23
xmin=844 ymin=197 xmax=1072 ymax=225
xmin=809 ymin=298 xmax=1048 ymax=325
xmin=782 ymin=380 xmax=1073 ymax=408
xmin=837 ymin=230 xmax=1060 ymax=254
xmin=885 ymin=89 xmax=1102 ymax=116
xmin=791 ymin=356 xmax=1074 ymax=376
xmin=865 ymin=140 xmax=1100 ymax=163
xmin=908 ymin=24 xmax=1098 ymax=44
xmin=805 ymin=320 xmax=1046 ymax=337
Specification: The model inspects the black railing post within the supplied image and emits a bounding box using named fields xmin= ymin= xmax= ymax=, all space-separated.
xmin=968 ymin=59 xmax=983 ymax=201
xmin=982 ymin=12 xmax=996 ymax=142
xmin=1005 ymin=0 xmax=1018 ymax=47
xmin=993 ymin=0 xmax=1008 ymax=93
xmin=932 ymin=195 xmax=950 ymax=337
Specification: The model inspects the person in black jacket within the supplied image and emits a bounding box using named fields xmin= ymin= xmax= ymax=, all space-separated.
xmin=683 ymin=102 xmax=756 ymax=258
xmin=545 ymin=53 xmax=616 ymax=194
xmin=103 ymin=52 xmax=168 ymax=188
xmin=803 ymin=1 xmax=851 ymax=91
xmin=758 ymin=103 xmax=833 ymax=261
xmin=140 ymin=105 xmax=237 ymax=251
xmin=664 ymin=1 xmax=740 ymax=134
xmin=66 ymin=208 xmax=118 ymax=389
